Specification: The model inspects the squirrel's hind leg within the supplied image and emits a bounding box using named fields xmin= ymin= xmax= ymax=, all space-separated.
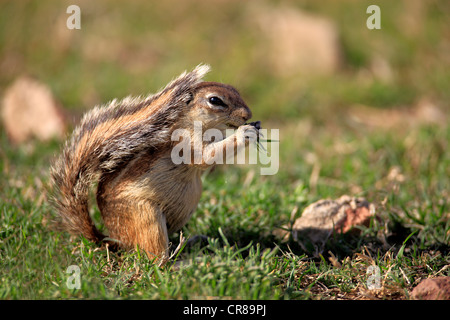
xmin=99 ymin=200 xmax=170 ymax=260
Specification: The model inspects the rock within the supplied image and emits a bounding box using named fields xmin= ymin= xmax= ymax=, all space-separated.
xmin=292 ymin=195 xmax=374 ymax=248
xmin=348 ymin=98 xmax=446 ymax=130
xmin=1 ymin=76 xmax=66 ymax=144
xmin=251 ymin=5 xmax=341 ymax=76
xmin=411 ymin=277 xmax=450 ymax=300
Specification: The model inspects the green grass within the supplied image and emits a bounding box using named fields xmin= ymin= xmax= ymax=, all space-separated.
xmin=1 ymin=124 xmax=448 ymax=300
xmin=0 ymin=0 xmax=449 ymax=300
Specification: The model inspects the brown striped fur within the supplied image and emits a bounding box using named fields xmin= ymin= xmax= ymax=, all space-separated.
xmin=50 ymin=65 xmax=257 ymax=260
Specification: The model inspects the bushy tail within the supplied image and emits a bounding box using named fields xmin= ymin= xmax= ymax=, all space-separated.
xmin=49 ymin=133 xmax=106 ymax=243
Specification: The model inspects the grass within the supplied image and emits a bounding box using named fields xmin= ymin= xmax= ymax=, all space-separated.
xmin=1 ymin=124 xmax=448 ymax=300
xmin=0 ymin=0 xmax=449 ymax=301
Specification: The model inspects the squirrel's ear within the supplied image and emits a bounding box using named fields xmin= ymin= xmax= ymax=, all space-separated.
xmin=185 ymin=92 xmax=194 ymax=106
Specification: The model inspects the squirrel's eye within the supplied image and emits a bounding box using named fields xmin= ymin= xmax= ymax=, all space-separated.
xmin=208 ymin=96 xmax=227 ymax=108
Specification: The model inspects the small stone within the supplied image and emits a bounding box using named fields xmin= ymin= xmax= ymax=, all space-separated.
xmin=411 ymin=277 xmax=450 ymax=300
xmin=292 ymin=195 xmax=374 ymax=247
xmin=251 ymin=5 xmax=341 ymax=76
xmin=1 ymin=76 xmax=66 ymax=144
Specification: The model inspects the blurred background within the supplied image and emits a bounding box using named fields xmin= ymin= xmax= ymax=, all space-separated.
xmin=1 ymin=0 xmax=449 ymax=117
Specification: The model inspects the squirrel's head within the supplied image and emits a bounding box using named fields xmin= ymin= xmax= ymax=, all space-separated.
xmin=186 ymin=82 xmax=252 ymax=132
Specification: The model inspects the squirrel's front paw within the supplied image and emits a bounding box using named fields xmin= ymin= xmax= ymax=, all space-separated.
xmin=237 ymin=124 xmax=259 ymax=144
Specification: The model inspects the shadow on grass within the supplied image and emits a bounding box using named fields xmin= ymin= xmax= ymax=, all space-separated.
xmin=176 ymin=222 xmax=450 ymax=264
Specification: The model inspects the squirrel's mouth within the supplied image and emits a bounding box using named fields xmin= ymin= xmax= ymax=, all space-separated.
xmin=225 ymin=123 xmax=239 ymax=129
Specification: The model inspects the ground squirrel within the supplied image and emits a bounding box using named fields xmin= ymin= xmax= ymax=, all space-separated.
xmin=50 ymin=65 xmax=259 ymax=260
